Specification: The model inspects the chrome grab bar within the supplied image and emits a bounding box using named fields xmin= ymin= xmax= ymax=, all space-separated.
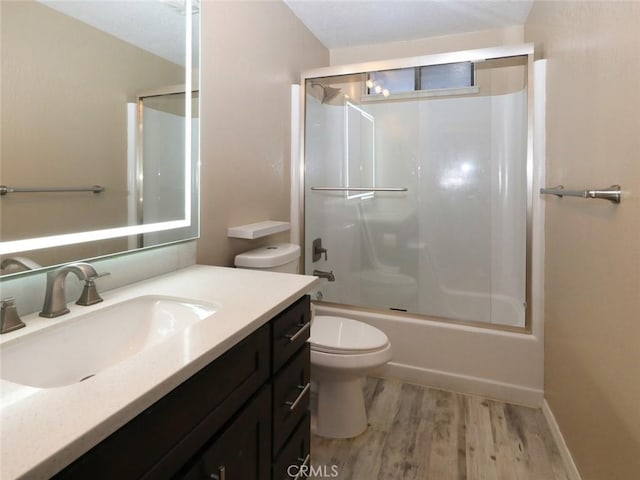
xmin=539 ymin=185 xmax=621 ymax=204
xmin=0 ymin=185 xmax=105 ymax=195
xmin=310 ymin=186 xmax=408 ymax=192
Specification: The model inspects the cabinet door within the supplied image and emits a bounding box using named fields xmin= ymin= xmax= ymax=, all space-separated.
xmin=56 ymin=325 xmax=270 ymax=480
xmin=273 ymin=414 xmax=311 ymax=480
xmin=272 ymin=344 xmax=310 ymax=456
xmin=178 ymin=386 xmax=272 ymax=480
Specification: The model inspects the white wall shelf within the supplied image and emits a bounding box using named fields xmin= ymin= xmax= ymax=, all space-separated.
xmin=227 ymin=221 xmax=290 ymax=240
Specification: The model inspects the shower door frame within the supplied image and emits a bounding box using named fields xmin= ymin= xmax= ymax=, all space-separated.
xmin=298 ymin=44 xmax=535 ymax=333
xmin=135 ymin=85 xmax=200 ymax=249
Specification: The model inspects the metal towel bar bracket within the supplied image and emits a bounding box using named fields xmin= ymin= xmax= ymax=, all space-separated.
xmin=539 ymin=185 xmax=621 ymax=204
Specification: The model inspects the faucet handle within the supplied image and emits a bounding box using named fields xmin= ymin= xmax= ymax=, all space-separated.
xmin=312 ymin=238 xmax=328 ymax=262
xmin=76 ymin=280 xmax=103 ymax=306
xmin=1 ymin=297 xmax=26 ymax=334
xmin=88 ymin=271 xmax=110 ymax=281
xmin=76 ymin=272 xmax=109 ymax=306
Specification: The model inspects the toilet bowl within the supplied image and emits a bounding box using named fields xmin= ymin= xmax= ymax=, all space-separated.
xmin=234 ymin=244 xmax=392 ymax=439
xmin=310 ymin=315 xmax=392 ymax=439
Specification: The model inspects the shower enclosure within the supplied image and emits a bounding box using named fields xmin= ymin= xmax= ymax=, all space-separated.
xmin=302 ymin=46 xmax=533 ymax=329
xmin=128 ymin=89 xmax=200 ymax=248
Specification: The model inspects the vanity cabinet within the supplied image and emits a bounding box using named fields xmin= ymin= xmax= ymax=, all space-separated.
xmin=176 ymin=386 xmax=272 ymax=480
xmin=53 ymin=295 xmax=311 ymax=480
xmin=270 ymin=297 xmax=312 ymax=480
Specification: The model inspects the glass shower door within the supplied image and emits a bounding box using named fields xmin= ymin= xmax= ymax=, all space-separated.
xmin=304 ymin=78 xmax=422 ymax=313
xmin=303 ymin=54 xmax=529 ymax=328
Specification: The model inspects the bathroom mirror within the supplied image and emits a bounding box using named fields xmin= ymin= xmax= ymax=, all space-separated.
xmin=0 ymin=0 xmax=200 ymax=276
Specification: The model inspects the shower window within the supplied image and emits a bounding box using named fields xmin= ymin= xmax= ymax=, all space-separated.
xmin=302 ymin=46 xmax=533 ymax=330
xmin=420 ymin=62 xmax=474 ymax=90
xmin=366 ymin=61 xmax=475 ymax=97
xmin=368 ymin=69 xmax=415 ymax=95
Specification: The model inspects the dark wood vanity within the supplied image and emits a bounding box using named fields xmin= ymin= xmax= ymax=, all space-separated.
xmin=54 ymin=295 xmax=311 ymax=480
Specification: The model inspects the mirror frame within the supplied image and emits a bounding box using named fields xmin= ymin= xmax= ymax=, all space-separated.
xmin=0 ymin=0 xmax=198 ymax=262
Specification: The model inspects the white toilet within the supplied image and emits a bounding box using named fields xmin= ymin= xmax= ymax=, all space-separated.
xmin=234 ymin=242 xmax=393 ymax=439
xmin=234 ymin=243 xmax=301 ymax=273
xmin=309 ymin=315 xmax=392 ymax=438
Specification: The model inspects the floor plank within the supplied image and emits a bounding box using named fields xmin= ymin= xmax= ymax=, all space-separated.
xmin=465 ymin=396 xmax=499 ymax=480
xmin=489 ymin=400 xmax=524 ymax=480
xmin=377 ymin=383 xmax=424 ymax=479
xmin=427 ymin=390 xmax=466 ymax=480
xmin=310 ymin=377 xmax=570 ymax=480
xmin=365 ymin=377 xmax=403 ymax=434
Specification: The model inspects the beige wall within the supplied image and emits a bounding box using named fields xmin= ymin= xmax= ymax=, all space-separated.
xmin=196 ymin=0 xmax=328 ymax=267
xmin=526 ymin=2 xmax=640 ymax=479
xmin=330 ymin=25 xmax=523 ymax=65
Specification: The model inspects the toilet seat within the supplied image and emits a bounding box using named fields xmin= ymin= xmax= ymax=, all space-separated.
xmin=310 ymin=316 xmax=389 ymax=355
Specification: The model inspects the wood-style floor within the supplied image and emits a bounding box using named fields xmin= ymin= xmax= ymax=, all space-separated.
xmin=310 ymin=377 xmax=569 ymax=480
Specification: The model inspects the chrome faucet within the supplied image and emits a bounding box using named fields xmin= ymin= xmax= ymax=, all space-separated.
xmin=1 ymin=256 xmax=41 ymax=273
xmin=1 ymin=298 xmax=25 ymax=334
xmin=313 ymin=269 xmax=336 ymax=282
xmin=39 ymin=262 xmax=106 ymax=318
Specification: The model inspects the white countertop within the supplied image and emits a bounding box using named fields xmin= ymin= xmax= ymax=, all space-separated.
xmin=0 ymin=265 xmax=319 ymax=479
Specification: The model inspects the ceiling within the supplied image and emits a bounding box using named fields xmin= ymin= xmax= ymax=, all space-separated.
xmin=37 ymin=1 xmax=533 ymax=65
xmin=283 ymin=0 xmax=534 ymax=49
xmin=40 ymin=0 xmax=200 ymax=67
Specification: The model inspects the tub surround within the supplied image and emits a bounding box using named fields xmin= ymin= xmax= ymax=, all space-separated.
xmin=0 ymin=265 xmax=319 ymax=479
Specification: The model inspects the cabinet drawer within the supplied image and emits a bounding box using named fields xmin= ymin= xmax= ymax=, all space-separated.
xmin=55 ymin=324 xmax=270 ymax=480
xmin=272 ymin=296 xmax=310 ymax=372
xmin=272 ymin=343 xmax=310 ymax=455
xmin=272 ymin=414 xmax=311 ymax=480
xmin=177 ymin=386 xmax=272 ymax=480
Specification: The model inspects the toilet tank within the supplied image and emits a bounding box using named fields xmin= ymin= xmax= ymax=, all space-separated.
xmin=234 ymin=243 xmax=300 ymax=274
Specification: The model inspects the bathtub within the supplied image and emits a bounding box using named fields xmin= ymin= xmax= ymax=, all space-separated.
xmin=313 ymin=301 xmax=543 ymax=407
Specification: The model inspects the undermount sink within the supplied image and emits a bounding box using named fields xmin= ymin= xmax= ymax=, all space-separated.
xmin=0 ymin=295 xmax=219 ymax=389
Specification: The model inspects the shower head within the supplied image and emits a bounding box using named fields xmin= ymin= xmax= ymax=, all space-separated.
xmin=311 ymin=82 xmax=342 ymax=104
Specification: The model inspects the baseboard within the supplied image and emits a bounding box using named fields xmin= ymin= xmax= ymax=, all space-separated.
xmin=542 ymin=400 xmax=582 ymax=480
xmin=380 ymin=361 xmax=544 ymax=408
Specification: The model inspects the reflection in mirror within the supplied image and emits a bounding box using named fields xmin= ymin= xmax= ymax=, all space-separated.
xmin=0 ymin=0 xmax=200 ymax=276
xmin=136 ymin=89 xmax=199 ymax=248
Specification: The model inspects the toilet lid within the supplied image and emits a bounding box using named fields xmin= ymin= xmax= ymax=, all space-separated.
xmin=234 ymin=243 xmax=300 ymax=268
xmin=310 ymin=316 xmax=389 ymax=354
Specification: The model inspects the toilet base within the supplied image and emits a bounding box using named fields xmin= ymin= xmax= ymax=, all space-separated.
xmin=312 ymin=377 xmax=367 ymax=439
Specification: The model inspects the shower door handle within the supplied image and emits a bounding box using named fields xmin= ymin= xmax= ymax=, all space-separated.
xmin=310 ymin=186 xmax=408 ymax=192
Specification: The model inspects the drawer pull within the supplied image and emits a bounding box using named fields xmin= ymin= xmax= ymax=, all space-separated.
xmin=285 ymin=321 xmax=310 ymax=343
xmin=293 ymin=454 xmax=311 ymax=480
xmin=285 ymin=383 xmax=311 ymax=412
xmin=210 ymin=465 xmax=225 ymax=480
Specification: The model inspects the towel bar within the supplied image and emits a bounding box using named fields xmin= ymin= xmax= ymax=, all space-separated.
xmin=539 ymin=185 xmax=621 ymax=204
